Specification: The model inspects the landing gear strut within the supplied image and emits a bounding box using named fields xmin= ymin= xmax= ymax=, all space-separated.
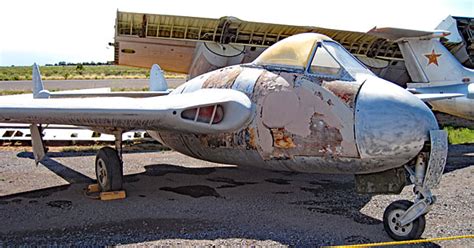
xmin=382 ymin=130 xmax=447 ymax=240
xmin=95 ymin=131 xmax=124 ymax=192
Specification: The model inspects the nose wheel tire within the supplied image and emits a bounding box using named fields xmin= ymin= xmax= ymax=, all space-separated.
xmin=383 ymin=200 xmax=426 ymax=241
xmin=95 ymin=147 xmax=123 ymax=192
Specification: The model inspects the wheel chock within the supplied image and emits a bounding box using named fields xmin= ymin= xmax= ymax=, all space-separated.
xmin=100 ymin=191 xmax=126 ymax=201
xmin=86 ymin=184 xmax=127 ymax=201
xmin=87 ymin=184 xmax=101 ymax=193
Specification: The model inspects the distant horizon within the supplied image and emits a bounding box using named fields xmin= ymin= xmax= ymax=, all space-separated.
xmin=1 ymin=61 xmax=115 ymax=67
xmin=1 ymin=0 xmax=472 ymax=66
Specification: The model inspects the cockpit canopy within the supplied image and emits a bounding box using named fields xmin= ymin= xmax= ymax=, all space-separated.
xmin=253 ymin=33 xmax=370 ymax=79
xmin=253 ymin=33 xmax=327 ymax=68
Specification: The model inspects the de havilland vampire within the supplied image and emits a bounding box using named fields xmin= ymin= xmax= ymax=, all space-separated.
xmin=0 ymin=33 xmax=448 ymax=240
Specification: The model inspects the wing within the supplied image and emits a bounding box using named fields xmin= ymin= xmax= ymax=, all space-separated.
xmin=0 ymin=89 xmax=253 ymax=134
xmin=414 ymin=93 xmax=465 ymax=101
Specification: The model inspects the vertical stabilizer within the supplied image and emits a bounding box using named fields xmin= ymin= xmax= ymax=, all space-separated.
xmin=149 ymin=64 xmax=168 ymax=91
xmin=32 ymin=64 xmax=50 ymax=98
xmin=397 ymin=38 xmax=473 ymax=84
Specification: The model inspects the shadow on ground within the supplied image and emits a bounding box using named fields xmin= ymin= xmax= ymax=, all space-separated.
xmin=2 ymin=145 xmax=469 ymax=246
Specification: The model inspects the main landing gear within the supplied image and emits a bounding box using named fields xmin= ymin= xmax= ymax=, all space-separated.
xmin=29 ymin=125 xmax=126 ymax=198
xmin=95 ymin=131 xmax=124 ymax=192
xmin=382 ymin=130 xmax=448 ymax=240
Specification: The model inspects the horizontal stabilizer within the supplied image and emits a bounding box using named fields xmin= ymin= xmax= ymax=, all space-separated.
xmin=56 ymin=88 xmax=112 ymax=94
xmin=30 ymin=64 xmax=171 ymax=99
xmin=413 ymin=93 xmax=464 ymax=101
xmin=48 ymin=91 xmax=169 ymax=98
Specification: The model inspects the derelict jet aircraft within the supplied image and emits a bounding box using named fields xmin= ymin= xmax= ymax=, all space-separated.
xmin=368 ymin=28 xmax=474 ymax=120
xmin=0 ymin=33 xmax=448 ymax=241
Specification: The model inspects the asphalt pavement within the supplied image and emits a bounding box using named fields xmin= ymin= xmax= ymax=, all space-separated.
xmin=0 ymin=145 xmax=472 ymax=247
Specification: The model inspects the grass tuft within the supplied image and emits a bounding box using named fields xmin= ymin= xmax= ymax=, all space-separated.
xmin=443 ymin=126 xmax=474 ymax=144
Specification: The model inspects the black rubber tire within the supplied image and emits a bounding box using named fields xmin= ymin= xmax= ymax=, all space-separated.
xmin=383 ymin=200 xmax=426 ymax=241
xmin=95 ymin=147 xmax=123 ymax=192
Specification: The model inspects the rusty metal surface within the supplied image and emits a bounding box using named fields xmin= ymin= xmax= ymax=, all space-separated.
xmin=202 ymin=66 xmax=242 ymax=89
xmin=156 ymin=62 xmax=368 ymax=173
xmin=156 ymin=61 xmax=443 ymax=174
xmin=155 ymin=34 xmax=439 ymax=174
xmin=231 ymin=67 xmax=263 ymax=96
xmin=322 ymin=81 xmax=360 ymax=108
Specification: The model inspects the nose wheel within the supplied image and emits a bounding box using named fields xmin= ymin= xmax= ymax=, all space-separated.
xmin=383 ymin=200 xmax=426 ymax=240
xmin=382 ymin=130 xmax=447 ymax=241
xmin=95 ymin=147 xmax=123 ymax=192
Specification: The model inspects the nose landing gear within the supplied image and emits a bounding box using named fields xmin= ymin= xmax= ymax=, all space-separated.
xmin=382 ymin=130 xmax=448 ymax=240
xmin=383 ymin=200 xmax=426 ymax=240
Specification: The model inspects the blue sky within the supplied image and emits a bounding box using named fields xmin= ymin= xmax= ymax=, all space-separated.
xmin=0 ymin=0 xmax=472 ymax=66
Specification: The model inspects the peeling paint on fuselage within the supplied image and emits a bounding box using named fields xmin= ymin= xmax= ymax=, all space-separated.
xmin=149 ymin=65 xmax=401 ymax=173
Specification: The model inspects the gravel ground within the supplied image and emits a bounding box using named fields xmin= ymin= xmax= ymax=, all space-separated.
xmin=0 ymin=145 xmax=472 ymax=247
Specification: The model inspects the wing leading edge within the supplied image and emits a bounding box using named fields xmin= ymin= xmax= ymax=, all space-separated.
xmin=0 ymin=89 xmax=253 ymax=134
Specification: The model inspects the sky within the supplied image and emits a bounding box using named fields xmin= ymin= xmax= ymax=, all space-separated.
xmin=0 ymin=0 xmax=472 ymax=66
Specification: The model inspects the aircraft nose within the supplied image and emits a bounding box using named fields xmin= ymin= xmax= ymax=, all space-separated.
xmin=354 ymin=77 xmax=439 ymax=169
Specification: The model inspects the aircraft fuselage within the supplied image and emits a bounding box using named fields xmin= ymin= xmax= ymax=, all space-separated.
xmin=149 ymin=65 xmax=438 ymax=174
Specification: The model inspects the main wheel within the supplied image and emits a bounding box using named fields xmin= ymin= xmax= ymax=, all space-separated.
xmin=383 ymin=200 xmax=426 ymax=240
xmin=95 ymin=147 xmax=123 ymax=192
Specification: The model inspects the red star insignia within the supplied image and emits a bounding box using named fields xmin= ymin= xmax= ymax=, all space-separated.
xmin=424 ymin=49 xmax=442 ymax=66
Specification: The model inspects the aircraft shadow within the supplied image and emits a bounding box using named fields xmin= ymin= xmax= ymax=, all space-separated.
xmin=444 ymin=144 xmax=474 ymax=173
xmin=16 ymin=149 xmax=161 ymax=159
xmin=0 ymin=155 xmax=442 ymax=247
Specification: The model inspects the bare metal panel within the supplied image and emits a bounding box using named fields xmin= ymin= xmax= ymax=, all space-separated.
xmin=354 ymin=76 xmax=438 ymax=165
